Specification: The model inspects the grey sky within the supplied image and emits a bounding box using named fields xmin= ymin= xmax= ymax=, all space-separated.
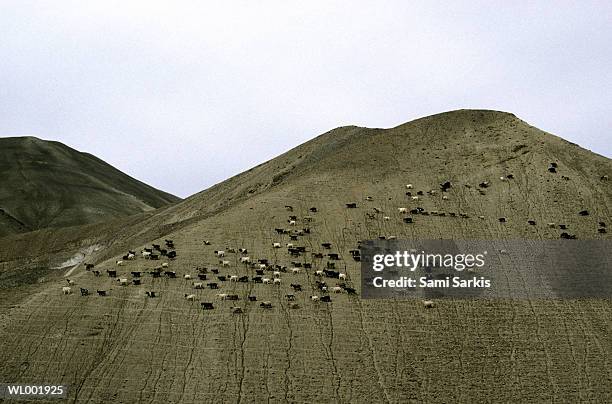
xmin=1 ymin=1 xmax=610 ymax=198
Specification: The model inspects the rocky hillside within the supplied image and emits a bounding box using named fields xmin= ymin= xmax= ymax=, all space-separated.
xmin=0 ymin=110 xmax=610 ymax=402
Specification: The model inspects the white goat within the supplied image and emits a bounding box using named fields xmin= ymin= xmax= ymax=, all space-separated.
xmin=185 ymin=294 xmax=196 ymax=301
xmin=62 ymin=286 xmax=71 ymax=295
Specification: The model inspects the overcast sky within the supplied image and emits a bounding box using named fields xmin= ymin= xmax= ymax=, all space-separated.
xmin=1 ymin=1 xmax=610 ymax=198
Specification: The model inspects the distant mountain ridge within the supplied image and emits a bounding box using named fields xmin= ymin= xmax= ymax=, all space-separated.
xmin=0 ymin=136 xmax=180 ymax=236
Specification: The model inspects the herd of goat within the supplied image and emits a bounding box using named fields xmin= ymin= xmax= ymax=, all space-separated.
xmin=63 ymin=234 xmax=360 ymax=312
xmin=61 ymin=167 xmax=608 ymax=312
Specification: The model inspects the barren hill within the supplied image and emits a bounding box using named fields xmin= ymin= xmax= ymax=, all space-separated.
xmin=0 ymin=110 xmax=610 ymax=402
xmin=0 ymin=136 xmax=180 ymax=237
